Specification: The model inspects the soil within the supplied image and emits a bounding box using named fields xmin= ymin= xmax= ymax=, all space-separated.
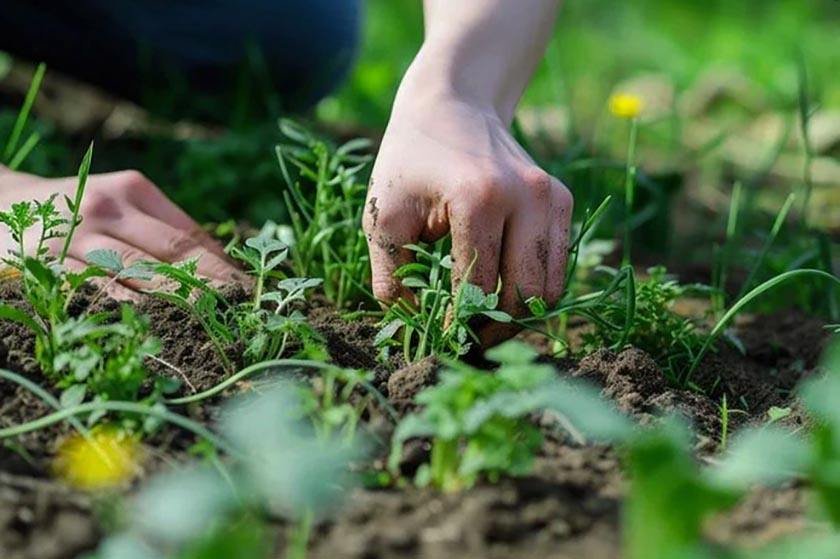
xmin=0 ymin=276 xmax=833 ymax=558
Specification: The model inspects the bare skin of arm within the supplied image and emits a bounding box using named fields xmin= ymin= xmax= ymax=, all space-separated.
xmin=0 ymin=166 xmax=244 ymax=296
xmin=363 ymin=0 xmax=572 ymax=343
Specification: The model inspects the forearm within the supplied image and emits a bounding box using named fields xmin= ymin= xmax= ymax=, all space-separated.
xmin=398 ymin=0 xmax=560 ymax=124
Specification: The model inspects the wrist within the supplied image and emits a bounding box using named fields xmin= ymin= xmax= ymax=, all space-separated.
xmin=393 ymin=42 xmax=513 ymax=124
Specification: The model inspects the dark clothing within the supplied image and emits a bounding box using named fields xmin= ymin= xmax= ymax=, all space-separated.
xmin=1 ymin=0 xmax=362 ymax=115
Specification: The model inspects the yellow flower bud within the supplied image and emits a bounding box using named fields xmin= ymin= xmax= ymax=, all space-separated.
xmin=54 ymin=429 xmax=140 ymax=490
xmin=608 ymin=93 xmax=644 ymax=119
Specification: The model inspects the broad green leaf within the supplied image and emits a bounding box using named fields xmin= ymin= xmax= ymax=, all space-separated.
xmin=539 ymin=381 xmax=633 ymax=442
xmin=85 ymin=249 xmax=124 ymax=273
xmin=60 ymin=384 xmax=87 ymax=407
xmin=23 ymin=257 xmax=56 ymax=289
xmin=0 ymin=303 xmax=43 ymax=334
xmin=481 ymin=310 xmax=512 ymax=323
xmin=401 ymin=277 xmax=428 ymax=289
xmin=374 ymin=319 xmax=403 ymax=347
xmin=485 ymin=341 xmax=539 ymax=365
xmin=709 ymin=427 xmax=809 ymax=490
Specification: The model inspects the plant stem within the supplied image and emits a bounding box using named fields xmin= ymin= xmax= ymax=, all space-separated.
xmin=719 ymin=394 xmax=729 ymax=451
xmin=165 ymin=359 xmax=338 ymax=405
xmin=0 ymin=400 xmax=237 ymax=456
xmin=59 ymin=143 xmax=94 ymax=265
xmin=622 ymin=118 xmax=638 ymax=267
xmin=286 ymin=508 xmax=314 ymax=559
xmin=0 ymin=369 xmax=91 ymax=440
xmin=796 ymin=54 xmax=814 ymax=231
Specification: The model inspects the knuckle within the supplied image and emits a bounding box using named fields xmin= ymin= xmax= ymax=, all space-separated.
xmin=81 ymin=190 xmax=122 ymax=221
xmin=521 ymin=168 xmax=552 ymax=199
xmin=115 ymin=170 xmax=155 ymax=197
xmin=469 ymin=172 xmax=505 ymax=207
xmin=553 ymin=179 xmax=574 ymax=209
xmin=371 ymin=205 xmax=402 ymax=232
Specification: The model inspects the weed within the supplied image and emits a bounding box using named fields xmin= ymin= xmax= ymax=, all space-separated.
xmin=625 ymin=416 xmax=809 ymax=559
xmin=229 ymin=228 xmax=324 ymax=363
xmin=297 ymin=366 xmax=377 ymax=444
xmin=797 ymin=339 xmax=840 ymax=526
xmin=683 ymin=268 xmax=840 ymax=384
xmin=581 ymin=266 xmax=711 ymax=384
xmin=0 ymin=146 xmax=168 ymax=426
xmin=712 ymin=181 xmax=743 ymax=318
xmin=142 ymin=226 xmax=324 ymax=373
xmin=374 ymin=243 xmax=511 ymax=363
xmin=276 ymin=120 xmax=374 ymax=308
xmin=388 ymin=341 xmax=630 ymax=492
xmin=624 ymin=419 xmax=736 ymax=559
xmin=607 ymin=93 xmax=642 ymax=266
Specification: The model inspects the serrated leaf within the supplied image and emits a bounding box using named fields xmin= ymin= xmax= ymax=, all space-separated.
xmin=120 ymin=262 xmax=154 ymax=280
xmin=85 ymin=249 xmax=124 ymax=273
xmin=0 ymin=303 xmax=44 ymax=334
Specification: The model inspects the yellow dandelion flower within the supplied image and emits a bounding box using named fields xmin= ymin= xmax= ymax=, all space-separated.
xmin=54 ymin=429 xmax=140 ymax=490
xmin=608 ymin=93 xmax=644 ymax=119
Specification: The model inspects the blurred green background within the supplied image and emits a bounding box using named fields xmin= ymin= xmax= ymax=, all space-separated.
xmin=325 ymin=0 xmax=840 ymax=128
xmin=1 ymin=0 xmax=838 ymax=235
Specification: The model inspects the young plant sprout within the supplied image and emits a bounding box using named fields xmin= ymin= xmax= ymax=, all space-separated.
xmin=375 ymin=242 xmax=512 ymax=363
xmin=276 ymin=119 xmax=374 ymax=309
xmin=297 ymin=366 xmax=377 ymax=444
xmin=581 ymin=266 xmax=711 ymax=385
xmin=0 ymin=146 xmax=169 ymax=426
xmin=388 ymin=341 xmax=630 ymax=492
xmin=143 ymin=225 xmax=325 ymax=373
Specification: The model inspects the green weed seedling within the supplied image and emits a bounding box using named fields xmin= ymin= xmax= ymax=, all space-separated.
xmin=297 ymin=366 xmax=377 ymax=444
xmin=624 ymin=416 xmax=809 ymax=559
xmin=388 ymin=341 xmax=630 ymax=493
xmin=579 ymin=266 xmax=711 ymax=384
xmin=0 ymin=146 xmax=169 ymax=427
xmin=375 ymin=243 xmax=512 ymax=363
xmin=143 ymin=225 xmax=324 ymax=373
xmin=229 ymin=227 xmax=324 ymax=363
xmin=624 ymin=419 xmax=737 ymax=559
xmin=276 ymin=119 xmax=374 ymax=308
xmin=94 ymin=384 xmax=365 ymax=559
xmin=2 ymin=62 xmax=46 ymax=170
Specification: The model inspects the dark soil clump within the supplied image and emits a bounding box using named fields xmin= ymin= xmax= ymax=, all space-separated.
xmin=387 ymin=356 xmax=440 ymax=412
